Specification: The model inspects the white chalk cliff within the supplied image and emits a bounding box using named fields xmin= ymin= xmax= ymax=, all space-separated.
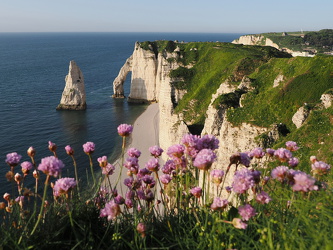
xmin=57 ymin=60 xmax=86 ymax=110
xmin=113 ymin=42 xmax=269 ymax=165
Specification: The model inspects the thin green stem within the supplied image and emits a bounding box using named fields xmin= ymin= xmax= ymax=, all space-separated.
xmin=30 ymin=175 xmax=50 ymax=236
xmin=71 ymin=155 xmax=80 ymax=196
xmin=88 ymin=154 xmax=96 ymax=186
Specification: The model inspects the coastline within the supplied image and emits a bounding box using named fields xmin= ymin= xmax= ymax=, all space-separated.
xmin=108 ymin=103 xmax=160 ymax=190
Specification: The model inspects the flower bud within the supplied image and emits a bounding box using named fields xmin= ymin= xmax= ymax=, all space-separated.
xmin=27 ymin=146 xmax=36 ymax=157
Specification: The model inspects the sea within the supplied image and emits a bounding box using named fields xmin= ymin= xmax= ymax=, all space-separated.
xmin=0 ymin=32 xmax=243 ymax=194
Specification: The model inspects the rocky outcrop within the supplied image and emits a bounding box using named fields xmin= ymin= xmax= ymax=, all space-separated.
xmin=292 ymin=106 xmax=310 ymax=128
xmin=232 ymin=35 xmax=265 ymax=46
xmin=57 ymin=61 xmax=86 ymax=110
xmin=321 ymin=93 xmax=333 ymax=108
xmin=113 ymin=42 xmax=159 ymax=102
xmin=273 ymin=74 xmax=284 ymax=88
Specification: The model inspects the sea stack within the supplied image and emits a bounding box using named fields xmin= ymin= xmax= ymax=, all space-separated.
xmin=56 ymin=60 xmax=87 ymax=110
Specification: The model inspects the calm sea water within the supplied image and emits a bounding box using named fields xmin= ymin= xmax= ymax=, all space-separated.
xmin=0 ymin=32 xmax=243 ymax=193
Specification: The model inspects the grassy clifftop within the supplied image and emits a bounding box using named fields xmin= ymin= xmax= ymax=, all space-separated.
xmin=140 ymin=40 xmax=333 ymax=166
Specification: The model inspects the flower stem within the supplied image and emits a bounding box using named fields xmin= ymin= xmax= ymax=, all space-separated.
xmin=30 ymin=175 xmax=50 ymax=236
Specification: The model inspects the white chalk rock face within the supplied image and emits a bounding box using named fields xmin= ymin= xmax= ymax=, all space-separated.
xmin=57 ymin=61 xmax=86 ymax=110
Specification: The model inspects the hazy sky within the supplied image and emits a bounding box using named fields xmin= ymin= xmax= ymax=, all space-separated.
xmin=0 ymin=0 xmax=331 ymax=33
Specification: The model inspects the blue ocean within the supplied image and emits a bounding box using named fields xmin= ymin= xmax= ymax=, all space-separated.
xmin=0 ymin=32 xmax=243 ymax=194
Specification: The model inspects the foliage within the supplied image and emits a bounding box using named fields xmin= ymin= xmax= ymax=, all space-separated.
xmin=1 ymin=130 xmax=333 ymax=249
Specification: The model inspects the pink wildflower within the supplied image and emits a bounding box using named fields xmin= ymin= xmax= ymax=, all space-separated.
xmin=190 ymin=186 xmax=202 ymax=198
xmin=210 ymin=169 xmax=224 ymax=185
xmin=232 ymin=218 xmax=247 ymax=229
xmin=288 ymin=157 xmax=299 ymax=168
xmin=238 ymin=204 xmax=257 ymax=221
xmin=100 ymin=200 xmax=121 ymax=221
xmin=197 ymin=134 xmax=219 ymax=151
xmin=21 ymin=161 xmax=33 ymax=175
xmin=266 ymin=148 xmax=275 ymax=157
xmin=5 ymin=152 xmax=22 ymax=167
xmin=117 ymin=124 xmax=133 ymax=137
xmin=285 ymin=141 xmax=299 ymax=152
xmin=38 ymin=156 xmax=64 ymax=177
xmin=167 ymin=144 xmax=185 ymax=159
xmin=162 ymin=160 xmax=176 ymax=174
xmin=27 ymin=146 xmax=36 ymax=157
xmin=181 ymin=134 xmax=200 ymax=158
xmin=160 ymin=174 xmax=172 ymax=185
xmin=102 ymin=163 xmax=115 ymax=176
xmin=211 ymin=197 xmax=229 ymax=211
xmin=149 ymin=145 xmax=164 ymax=158
xmin=271 ymin=166 xmax=289 ymax=182
xmin=145 ymin=158 xmax=160 ymax=172
xmin=249 ymin=147 xmax=265 ymax=159
xmin=193 ymin=149 xmax=217 ymax=171
xmin=255 ymin=191 xmax=272 ymax=204
xmin=127 ymin=148 xmax=141 ymax=158
xmin=274 ymin=148 xmax=292 ymax=162
xmin=65 ymin=145 xmax=74 ymax=155
xmin=53 ymin=177 xmax=77 ymax=197
xmin=97 ymin=156 xmax=108 ymax=168
xmin=232 ymin=168 xmax=255 ymax=194
xmin=137 ymin=222 xmax=147 ymax=238
xmin=83 ymin=141 xmax=95 ymax=155
xmin=311 ymin=161 xmax=331 ymax=176
xmin=292 ymin=172 xmax=318 ymax=192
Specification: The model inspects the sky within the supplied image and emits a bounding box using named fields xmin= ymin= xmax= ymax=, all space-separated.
xmin=0 ymin=0 xmax=332 ymax=34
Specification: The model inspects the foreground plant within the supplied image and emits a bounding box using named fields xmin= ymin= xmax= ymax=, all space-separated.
xmin=1 ymin=126 xmax=332 ymax=249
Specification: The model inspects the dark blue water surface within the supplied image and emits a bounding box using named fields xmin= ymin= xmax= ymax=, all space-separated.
xmin=0 ymin=32 xmax=243 ymax=193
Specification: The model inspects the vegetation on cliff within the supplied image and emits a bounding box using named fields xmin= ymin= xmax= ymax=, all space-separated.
xmin=261 ymin=29 xmax=333 ymax=53
xmin=140 ymin=39 xmax=333 ymax=171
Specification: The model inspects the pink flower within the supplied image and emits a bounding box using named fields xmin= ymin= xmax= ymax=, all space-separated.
xmin=193 ymin=149 xmax=217 ymax=171
xmin=38 ymin=156 xmax=64 ymax=177
xmin=232 ymin=218 xmax=247 ymax=229
xmin=288 ymin=157 xmax=299 ymax=168
xmin=238 ymin=204 xmax=257 ymax=221
xmin=285 ymin=141 xmax=299 ymax=152
xmin=137 ymin=222 xmax=147 ymax=237
xmin=97 ymin=156 xmax=108 ymax=167
xmin=53 ymin=177 xmax=77 ymax=197
xmin=149 ymin=145 xmax=164 ymax=158
xmin=6 ymin=152 xmax=22 ymax=167
xmin=311 ymin=161 xmax=331 ymax=176
xmin=65 ymin=145 xmax=74 ymax=155
xmin=274 ymin=148 xmax=292 ymax=162
xmin=117 ymin=124 xmax=133 ymax=137
xmin=232 ymin=168 xmax=255 ymax=194
xmin=145 ymin=158 xmax=160 ymax=172
xmin=255 ymin=191 xmax=272 ymax=204
xmin=100 ymin=200 xmax=121 ymax=221
xmin=181 ymin=134 xmax=200 ymax=158
xmin=161 ymin=160 xmax=176 ymax=174
xmin=211 ymin=197 xmax=229 ymax=211
xmin=167 ymin=144 xmax=185 ymax=159
xmin=197 ymin=135 xmax=219 ymax=151
xmin=292 ymin=172 xmax=318 ymax=192
xmin=266 ymin=148 xmax=275 ymax=157
xmin=249 ymin=147 xmax=265 ymax=159
xmin=271 ymin=166 xmax=289 ymax=182
xmin=190 ymin=186 xmax=202 ymax=198
xmin=21 ymin=161 xmax=33 ymax=175
xmin=102 ymin=163 xmax=115 ymax=176
xmin=127 ymin=148 xmax=141 ymax=158
xmin=160 ymin=174 xmax=172 ymax=185
xmin=83 ymin=142 xmax=95 ymax=155
xmin=210 ymin=169 xmax=224 ymax=185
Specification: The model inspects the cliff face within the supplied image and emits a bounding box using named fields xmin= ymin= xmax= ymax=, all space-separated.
xmin=232 ymin=35 xmax=280 ymax=50
xmin=57 ymin=60 xmax=86 ymax=110
xmin=113 ymin=42 xmax=267 ymax=164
